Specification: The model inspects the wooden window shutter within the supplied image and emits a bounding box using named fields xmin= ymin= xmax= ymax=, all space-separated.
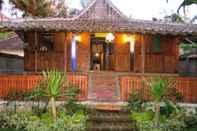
xmin=152 ymin=36 xmax=162 ymax=53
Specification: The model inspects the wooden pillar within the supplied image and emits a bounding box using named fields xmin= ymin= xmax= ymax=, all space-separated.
xmin=64 ymin=33 xmax=67 ymax=72
xmin=34 ymin=31 xmax=38 ymax=73
xmin=141 ymin=34 xmax=145 ymax=74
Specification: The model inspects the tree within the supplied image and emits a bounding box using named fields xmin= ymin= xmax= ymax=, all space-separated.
xmin=166 ymin=0 xmax=197 ymax=23
xmin=9 ymin=0 xmax=67 ymax=17
xmin=177 ymin=0 xmax=197 ymax=13
xmin=166 ymin=0 xmax=197 ymax=14
xmin=163 ymin=13 xmax=185 ymax=23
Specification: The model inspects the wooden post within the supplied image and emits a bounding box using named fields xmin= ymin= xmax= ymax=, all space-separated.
xmin=64 ymin=32 xmax=67 ymax=72
xmin=141 ymin=34 xmax=145 ymax=74
xmin=34 ymin=31 xmax=38 ymax=72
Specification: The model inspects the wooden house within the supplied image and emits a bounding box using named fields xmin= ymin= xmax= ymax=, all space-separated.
xmin=0 ymin=0 xmax=197 ymax=103
xmin=0 ymin=35 xmax=24 ymax=73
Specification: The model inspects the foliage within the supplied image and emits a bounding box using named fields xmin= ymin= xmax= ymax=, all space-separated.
xmin=135 ymin=110 xmax=197 ymax=131
xmin=163 ymin=13 xmax=185 ymax=23
xmin=26 ymin=111 xmax=87 ymax=131
xmin=0 ymin=110 xmax=88 ymax=131
xmin=0 ymin=32 xmax=12 ymax=40
xmin=129 ymin=77 xmax=197 ymax=131
xmin=137 ymin=120 xmax=186 ymax=131
xmin=127 ymin=78 xmax=183 ymax=112
xmin=26 ymin=70 xmax=67 ymax=121
xmin=127 ymin=88 xmax=146 ymax=112
xmin=177 ymin=0 xmax=197 ymax=13
xmin=151 ymin=77 xmax=167 ymax=102
xmin=180 ymin=43 xmax=197 ymax=51
xmin=0 ymin=111 xmax=35 ymax=129
xmin=131 ymin=111 xmax=154 ymax=122
xmin=164 ymin=86 xmax=184 ymax=102
xmin=62 ymin=87 xmax=87 ymax=115
xmin=9 ymin=0 xmax=67 ymax=17
xmin=0 ymin=70 xmax=88 ymax=131
xmin=42 ymin=70 xmax=66 ymax=98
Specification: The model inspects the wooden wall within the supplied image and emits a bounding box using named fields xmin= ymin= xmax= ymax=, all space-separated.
xmin=135 ymin=34 xmax=180 ymax=73
xmin=24 ymin=31 xmax=180 ymax=74
xmin=114 ymin=33 xmax=130 ymax=72
xmin=24 ymin=31 xmax=66 ymax=72
xmin=77 ymin=32 xmax=90 ymax=71
xmin=66 ymin=32 xmax=90 ymax=72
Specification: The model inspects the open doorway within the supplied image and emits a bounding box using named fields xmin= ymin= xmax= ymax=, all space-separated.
xmin=90 ymin=33 xmax=114 ymax=71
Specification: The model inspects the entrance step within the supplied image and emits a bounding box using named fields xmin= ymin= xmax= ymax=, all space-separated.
xmin=88 ymin=110 xmax=136 ymax=131
xmin=89 ymin=72 xmax=119 ymax=101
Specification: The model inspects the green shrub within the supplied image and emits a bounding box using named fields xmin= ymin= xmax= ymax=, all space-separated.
xmin=0 ymin=112 xmax=35 ymax=129
xmin=127 ymin=88 xmax=146 ymax=112
xmin=0 ymin=110 xmax=88 ymax=131
xmin=131 ymin=111 xmax=154 ymax=122
xmin=129 ymin=77 xmax=192 ymax=131
xmin=25 ymin=111 xmax=88 ymax=131
xmin=137 ymin=120 xmax=186 ymax=131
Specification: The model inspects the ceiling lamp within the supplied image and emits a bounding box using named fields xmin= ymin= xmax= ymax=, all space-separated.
xmin=105 ymin=33 xmax=115 ymax=43
xmin=74 ymin=35 xmax=82 ymax=42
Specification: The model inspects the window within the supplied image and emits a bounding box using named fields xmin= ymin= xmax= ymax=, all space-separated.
xmin=151 ymin=36 xmax=162 ymax=53
xmin=38 ymin=33 xmax=54 ymax=52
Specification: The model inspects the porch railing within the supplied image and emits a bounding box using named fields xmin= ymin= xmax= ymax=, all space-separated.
xmin=120 ymin=76 xmax=197 ymax=103
xmin=0 ymin=73 xmax=88 ymax=101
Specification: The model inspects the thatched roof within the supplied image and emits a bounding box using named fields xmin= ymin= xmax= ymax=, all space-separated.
xmin=0 ymin=0 xmax=197 ymax=36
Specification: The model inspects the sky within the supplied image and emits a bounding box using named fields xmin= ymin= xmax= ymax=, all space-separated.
xmin=1 ymin=0 xmax=197 ymax=20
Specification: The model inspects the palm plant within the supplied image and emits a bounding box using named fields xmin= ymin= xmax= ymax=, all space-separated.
xmin=29 ymin=70 xmax=67 ymax=121
xmin=151 ymin=77 xmax=167 ymax=127
xmin=43 ymin=70 xmax=66 ymax=121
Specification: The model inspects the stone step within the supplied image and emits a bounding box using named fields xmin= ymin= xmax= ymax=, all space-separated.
xmin=88 ymin=110 xmax=135 ymax=131
xmin=88 ymin=122 xmax=136 ymax=131
xmin=90 ymin=115 xmax=131 ymax=122
xmin=90 ymin=72 xmax=118 ymax=100
xmin=90 ymin=111 xmax=130 ymax=121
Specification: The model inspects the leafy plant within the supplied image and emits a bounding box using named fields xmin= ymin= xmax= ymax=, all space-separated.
xmin=0 ymin=111 xmax=35 ymax=129
xmin=127 ymin=88 xmax=146 ymax=112
xmin=0 ymin=110 xmax=88 ymax=131
xmin=164 ymin=86 xmax=184 ymax=102
xmin=131 ymin=111 xmax=154 ymax=122
xmin=151 ymin=77 xmax=167 ymax=127
xmin=62 ymin=87 xmax=86 ymax=115
xmin=25 ymin=111 xmax=88 ymax=131
xmin=180 ymin=43 xmax=197 ymax=52
xmin=27 ymin=70 xmax=67 ymax=121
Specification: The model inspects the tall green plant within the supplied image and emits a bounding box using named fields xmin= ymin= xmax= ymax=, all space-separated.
xmin=29 ymin=70 xmax=67 ymax=121
xmin=151 ymin=77 xmax=167 ymax=127
xmin=43 ymin=70 xmax=66 ymax=121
